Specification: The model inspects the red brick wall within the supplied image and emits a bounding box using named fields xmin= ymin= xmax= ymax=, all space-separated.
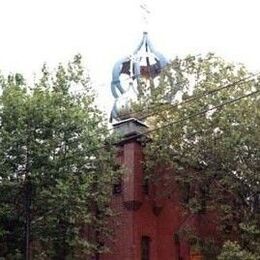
xmin=101 ymin=139 xmax=218 ymax=260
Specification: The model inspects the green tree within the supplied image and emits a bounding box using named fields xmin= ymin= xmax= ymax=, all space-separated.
xmin=138 ymin=54 xmax=260 ymax=258
xmin=218 ymin=241 xmax=259 ymax=260
xmin=0 ymin=55 xmax=119 ymax=259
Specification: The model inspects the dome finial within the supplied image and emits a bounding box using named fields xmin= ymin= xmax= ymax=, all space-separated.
xmin=140 ymin=0 xmax=151 ymax=33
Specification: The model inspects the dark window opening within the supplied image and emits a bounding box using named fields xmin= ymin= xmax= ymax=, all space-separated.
xmin=113 ymin=181 xmax=122 ymax=195
xmin=143 ymin=178 xmax=149 ymax=195
xmin=174 ymin=233 xmax=181 ymax=260
xmin=141 ymin=236 xmax=151 ymax=260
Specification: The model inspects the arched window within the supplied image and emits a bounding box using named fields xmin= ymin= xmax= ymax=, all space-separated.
xmin=141 ymin=236 xmax=151 ymax=260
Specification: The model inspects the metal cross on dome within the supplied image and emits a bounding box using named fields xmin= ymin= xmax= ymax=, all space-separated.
xmin=140 ymin=0 xmax=151 ymax=33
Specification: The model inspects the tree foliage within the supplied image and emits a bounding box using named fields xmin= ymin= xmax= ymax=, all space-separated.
xmin=139 ymin=54 xmax=260 ymax=257
xmin=0 ymin=55 xmax=119 ymax=259
xmin=218 ymin=240 xmax=259 ymax=260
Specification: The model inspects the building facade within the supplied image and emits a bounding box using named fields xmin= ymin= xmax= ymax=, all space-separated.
xmin=100 ymin=120 xmax=218 ymax=260
xmin=102 ymin=33 xmax=219 ymax=260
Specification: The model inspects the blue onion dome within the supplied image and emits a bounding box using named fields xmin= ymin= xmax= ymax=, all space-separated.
xmin=110 ymin=32 xmax=167 ymax=122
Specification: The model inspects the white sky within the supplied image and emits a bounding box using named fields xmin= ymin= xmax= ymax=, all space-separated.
xmin=1 ymin=0 xmax=260 ymax=117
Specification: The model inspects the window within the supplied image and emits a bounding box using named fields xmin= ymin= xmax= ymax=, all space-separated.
xmin=141 ymin=236 xmax=151 ymax=260
xmin=113 ymin=181 xmax=122 ymax=195
xmin=174 ymin=233 xmax=181 ymax=260
xmin=142 ymin=177 xmax=149 ymax=195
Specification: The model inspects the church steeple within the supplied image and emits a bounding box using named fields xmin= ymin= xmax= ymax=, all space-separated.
xmin=110 ymin=31 xmax=167 ymax=122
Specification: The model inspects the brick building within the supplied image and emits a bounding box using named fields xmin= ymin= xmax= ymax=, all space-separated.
xmin=100 ymin=119 xmax=218 ymax=260
xmin=102 ymin=33 xmax=220 ymax=260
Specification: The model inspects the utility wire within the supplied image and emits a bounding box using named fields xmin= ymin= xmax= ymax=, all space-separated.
xmin=102 ymin=73 xmax=259 ymax=127
xmin=74 ymin=73 xmax=260 ymax=142
xmin=84 ymin=89 xmax=259 ymax=154
xmin=139 ymin=74 xmax=258 ymax=120
xmin=111 ymin=90 xmax=259 ymax=144
xmin=104 ymin=54 xmax=203 ymax=119
xmin=48 ymin=73 xmax=259 ymax=150
xmin=104 ymin=54 xmax=253 ymax=120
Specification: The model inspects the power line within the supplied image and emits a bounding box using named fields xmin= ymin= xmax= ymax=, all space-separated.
xmin=94 ymin=72 xmax=258 ymax=126
xmin=75 ymin=73 xmax=260 ymax=141
xmin=140 ymin=74 xmax=259 ymax=120
xmin=84 ymin=89 xmax=259 ymax=154
xmin=42 ymin=73 xmax=259 ymax=150
xmin=104 ymin=54 xmax=256 ymax=120
xmin=106 ymin=54 xmax=204 ymax=119
xmin=113 ymin=90 xmax=259 ymax=144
